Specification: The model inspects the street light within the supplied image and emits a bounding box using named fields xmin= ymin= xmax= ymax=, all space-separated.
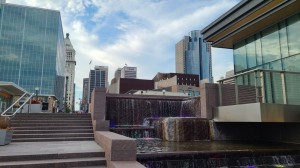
xmin=35 ymin=87 xmax=39 ymax=100
xmin=187 ymin=87 xmax=192 ymax=96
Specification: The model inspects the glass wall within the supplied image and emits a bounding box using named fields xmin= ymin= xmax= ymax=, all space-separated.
xmin=0 ymin=4 xmax=66 ymax=101
xmin=233 ymin=12 xmax=300 ymax=74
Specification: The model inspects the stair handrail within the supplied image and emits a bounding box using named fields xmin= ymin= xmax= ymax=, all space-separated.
xmin=1 ymin=93 xmax=35 ymax=119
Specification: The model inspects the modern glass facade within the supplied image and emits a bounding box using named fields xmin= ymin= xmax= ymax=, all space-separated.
xmin=234 ymin=12 xmax=300 ymax=74
xmin=186 ymin=30 xmax=212 ymax=82
xmin=0 ymin=3 xmax=66 ymax=103
xmin=176 ymin=30 xmax=212 ymax=82
xmin=233 ymin=13 xmax=300 ymax=105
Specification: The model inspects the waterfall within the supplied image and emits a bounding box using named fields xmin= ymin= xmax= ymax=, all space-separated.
xmin=106 ymin=97 xmax=200 ymax=126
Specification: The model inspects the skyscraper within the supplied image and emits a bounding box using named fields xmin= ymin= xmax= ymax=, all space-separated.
xmin=121 ymin=66 xmax=137 ymax=79
xmin=114 ymin=68 xmax=122 ymax=79
xmin=65 ymin=33 xmax=76 ymax=112
xmin=0 ymin=3 xmax=66 ymax=106
xmin=88 ymin=66 xmax=108 ymax=103
xmin=176 ymin=36 xmax=189 ymax=74
xmin=176 ymin=30 xmax=212 ymax=82
xmin=81 ymin=78 xmax=89 ymax=112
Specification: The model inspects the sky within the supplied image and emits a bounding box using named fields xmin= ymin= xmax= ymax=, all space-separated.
xmin=7 ymin=0 xmax=240 ymax=110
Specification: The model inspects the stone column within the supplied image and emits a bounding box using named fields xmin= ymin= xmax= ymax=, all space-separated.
xmin=90 ymin=87 xmax=109 ymax=131
xmin=200 ymin=83 xmax=219 ymax=119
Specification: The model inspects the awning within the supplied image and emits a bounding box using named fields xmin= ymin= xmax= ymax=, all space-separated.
xmin=0 ymin=82 xmax=29 ymax=96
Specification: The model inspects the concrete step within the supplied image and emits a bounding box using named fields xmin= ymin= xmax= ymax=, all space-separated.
xmin=13 ymin=114 xmax=91 ymax=119
xmin=11 ymin=123 xmax=92 ymax=127
xmin=13 ymin=129 xmax=93 ymax=134
xmin=73 ymin=166 xmax=107 ymax=168
xmin=0 ymin=152 xmax=104 ymax=162
xmin=11 ymin=120 xmax=91 ymax=124
xmin=13 ymin=133 xmax=94 ymax=139
xmin=12 ymin=137 xmax=94 ymax=142
xmin=12 ymin=117 xmax=91 ymax=120
xmin=12 ymin=126 xmax=93 ymax=130
xmin=16 ymin=113 xmax=91 ymax=116
xmin=0 ymin=157 xmax=106 ymax=168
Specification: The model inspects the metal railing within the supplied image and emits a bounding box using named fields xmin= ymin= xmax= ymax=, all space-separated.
xmin=217 ymin=69 xmax=300 ymax=106
xmin=1 ymin=92 xmax=35 ymax=119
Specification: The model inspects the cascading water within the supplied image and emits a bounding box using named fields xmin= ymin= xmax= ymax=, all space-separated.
xmin=107 ymin=96 xmax=200 ymax=139
xmin=106 ymin=97 xmax=200 ymax=126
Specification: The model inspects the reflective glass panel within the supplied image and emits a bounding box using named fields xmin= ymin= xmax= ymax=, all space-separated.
xmin=246 ymin=36 xmax=256 ymax=68
xmin=261 ymin=25 xmax=280 ymax=63
xmin=234 ymin=40 xmax=247 ymax=73
xmin=287 ymin=14 xmax=300 ymax=56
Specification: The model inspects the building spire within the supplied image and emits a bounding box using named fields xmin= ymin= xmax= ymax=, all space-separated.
xmin=66 ymin=33 xmax=69 ymax=39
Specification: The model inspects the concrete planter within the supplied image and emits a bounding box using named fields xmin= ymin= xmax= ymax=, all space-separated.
xmin=0 ymin=129 xmax=13 ymax=145
xmin=23 ymin=104 xmax=42 ymax=113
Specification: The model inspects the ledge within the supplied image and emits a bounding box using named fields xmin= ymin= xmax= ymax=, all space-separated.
xmin=94 ymin=131 xmax=145 ymax=168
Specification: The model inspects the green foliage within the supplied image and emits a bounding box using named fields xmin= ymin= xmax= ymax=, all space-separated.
xmin=65 ymin=107 xmax=71 ymax=113
xmin=0 ymin=116 xmax=12 ymax=130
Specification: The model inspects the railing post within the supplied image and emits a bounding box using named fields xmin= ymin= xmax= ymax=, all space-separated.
xmin=235 ymin=77 xmax=239 ymax=105
xmin=281 ymin=72 xmax=287 ymax=104
xmin=254 ymin=71 xmax=259 ymax=103
xmin=260 ymin=71 xmax=265 ymax=103
xmin=218 ymin=81 xmax=223 ymax=106
xmin=29 ymin=97 xmax=32 ymax=113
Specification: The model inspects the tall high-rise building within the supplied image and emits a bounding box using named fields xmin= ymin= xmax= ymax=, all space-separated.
xmin=121 ymin=66 xmax=137 ymax=79
xmin=64 ymin=33 xmax=76 ymax=111
xmin=81 ymin=78 xmax=89 ymax=112
xmin=0 ymin=0 xmax=6 ymax=4
xmin=88 ymin=66 xmax=108 ymax=103
xmin=175 ymin=30 xmax=212 ymax=82
xmin=114 ymin=68 xmax=122 ymax=79
xmin=0 ymin=3 xmax=66 ymax=107
xmin=176 ymin=36 xmax=189 ymax=73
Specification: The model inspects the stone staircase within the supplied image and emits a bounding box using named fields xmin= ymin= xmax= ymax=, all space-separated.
xmin=0 ymin=149 xmax=106 ymax=168
xmin=0 ymin=113 xmax=107 ymax=168
xmin=11 ymin=113 xmax=94 ymax=142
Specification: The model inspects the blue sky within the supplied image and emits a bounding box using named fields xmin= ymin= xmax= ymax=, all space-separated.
xmin=7 ymin=0 xmax=240 ymax=110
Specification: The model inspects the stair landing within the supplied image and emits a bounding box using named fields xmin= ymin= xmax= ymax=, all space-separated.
xmin=0 ymin=141 xmax=106 ymax=167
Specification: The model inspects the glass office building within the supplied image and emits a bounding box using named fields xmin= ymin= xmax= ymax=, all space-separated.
xmin=0 ymin=3 xmax=66 ymax=103
xmin=234 ymin=12 xmax=300 ymax=74
xmin=176 ymin=30 xmax=212 ymax=82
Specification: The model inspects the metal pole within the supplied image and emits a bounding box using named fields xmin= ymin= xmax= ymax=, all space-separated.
xmin=218 ymin=81 xmax=223 ymax=106
xmin=254 ymin=71 xmax=259 ymax=103
xmin=235 ymin=77 xmax=239 ymax=105
xmin=260 ymin=71 xmax=265 ymax=103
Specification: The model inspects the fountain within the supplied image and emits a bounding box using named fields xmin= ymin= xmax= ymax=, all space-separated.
xmin=106 ymin=97 xmax=200 ymax=126
xmin=99 ymin=93 xmax=300 ymax=167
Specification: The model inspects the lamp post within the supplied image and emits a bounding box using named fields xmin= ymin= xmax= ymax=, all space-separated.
xmin=35 ymin=87 xmax=39 ymax=100
xmin=187 ymin=87 xmax=192 ymax=96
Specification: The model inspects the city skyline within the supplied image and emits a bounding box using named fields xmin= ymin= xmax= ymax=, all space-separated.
xmin=6 ymin=0 xmax=240 ymax=110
